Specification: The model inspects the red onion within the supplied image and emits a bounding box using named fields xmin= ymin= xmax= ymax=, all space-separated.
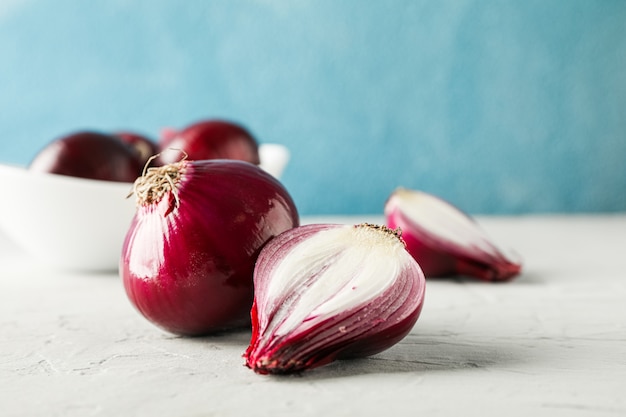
xmin=29 ymin=131 xmax=143 ymax=183
xmin=385 ymin=188 xmax=522 ymax=281
xmin=158 ymin=127 xmax=178 ymax=147
xmin=244 ymin=223 xmax=426 ymax=375
xmin=158 ymin=119 xmax=261 ymax=165
xmin=114 ymin=131 xmax=159 ymax=167
xmin=120 ymin=159 xmax=299 ymax=336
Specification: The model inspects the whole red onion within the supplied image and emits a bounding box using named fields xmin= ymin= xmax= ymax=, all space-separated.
xmin=120 ymin=159 xmax=299 ymax=336
xmin=29 ymin=131 xmax=143 ymax=183
xmin=158 ymin=127 xmax=178 ymax=147
xmin=114 ymin=131 xmax=159 ymax=167
xmin=158 ymin=119 xmax=261 ymax=165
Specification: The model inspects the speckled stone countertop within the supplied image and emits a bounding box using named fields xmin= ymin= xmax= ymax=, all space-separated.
xmin=1 ymin=215 xmax=625 ymax=416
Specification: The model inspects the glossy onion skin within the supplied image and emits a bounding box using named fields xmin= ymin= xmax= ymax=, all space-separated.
xmin=29 ymin=131 xmax=143 ymax=183
xmin=120 ymin=160 xmax=299 ymax=336
xmin=159 ymin=119 xmax=261 ymax=165
xmin=244 ymin=224 xmax=426 ymax=374
xmin=114 ymin=131 xmax=159 ymax=167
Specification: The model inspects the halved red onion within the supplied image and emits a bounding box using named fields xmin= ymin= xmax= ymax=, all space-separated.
xmin=244 ymin=223 xmax=426 ymax=375
xmin=120 ymin=159 xmax=299 ymax=336
xmin=384 ymin=188 xmax=522 ymax=281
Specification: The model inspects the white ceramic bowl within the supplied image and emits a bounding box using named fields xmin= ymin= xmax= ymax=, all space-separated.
xmin=0 ymin=144 xmax=289 ymax=271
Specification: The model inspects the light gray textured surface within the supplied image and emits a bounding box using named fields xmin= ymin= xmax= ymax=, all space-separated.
xmin=1 ymin=215 xmax=625 ymax=416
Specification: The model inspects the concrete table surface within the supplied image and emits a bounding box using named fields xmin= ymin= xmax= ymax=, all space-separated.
xmin=1 ymin=215 xmax=625 ymax=416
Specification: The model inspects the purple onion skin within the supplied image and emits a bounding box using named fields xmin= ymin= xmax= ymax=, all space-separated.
xmin=114 ymin=131 xmax=159 ymax=167
xmin=159 ymin=119 xmax=260 ymax=166
xmin=29 ymin=131 xmax=143 ymax=183
xmin=247 ymin=297 xmax=423 ymax=374
xmin=121 ymin=160 xmax=299 ymax=336
xmin=386 ymin=205 xmax=521 ymax=281
xmin=245 ymin=224 xmax=425 ymax=375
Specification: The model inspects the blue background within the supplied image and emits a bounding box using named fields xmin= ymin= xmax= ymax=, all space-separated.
xmin=1 ymin=0 xmax=625 ymax=215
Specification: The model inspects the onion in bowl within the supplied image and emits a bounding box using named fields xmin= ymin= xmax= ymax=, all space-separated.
xmin=158 ymin=119 xmax=261 ymax=165
xmin=29 ymin=131 xmax=144 ymax=183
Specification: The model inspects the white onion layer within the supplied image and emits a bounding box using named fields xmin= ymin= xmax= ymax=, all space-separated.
xmin=384 ymin=187 xmax=522 ymax=281
xmin=259 ymin=225 xmax=410 ymax=338
xmin=386 ymin=188 xmax=500 ymax=256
